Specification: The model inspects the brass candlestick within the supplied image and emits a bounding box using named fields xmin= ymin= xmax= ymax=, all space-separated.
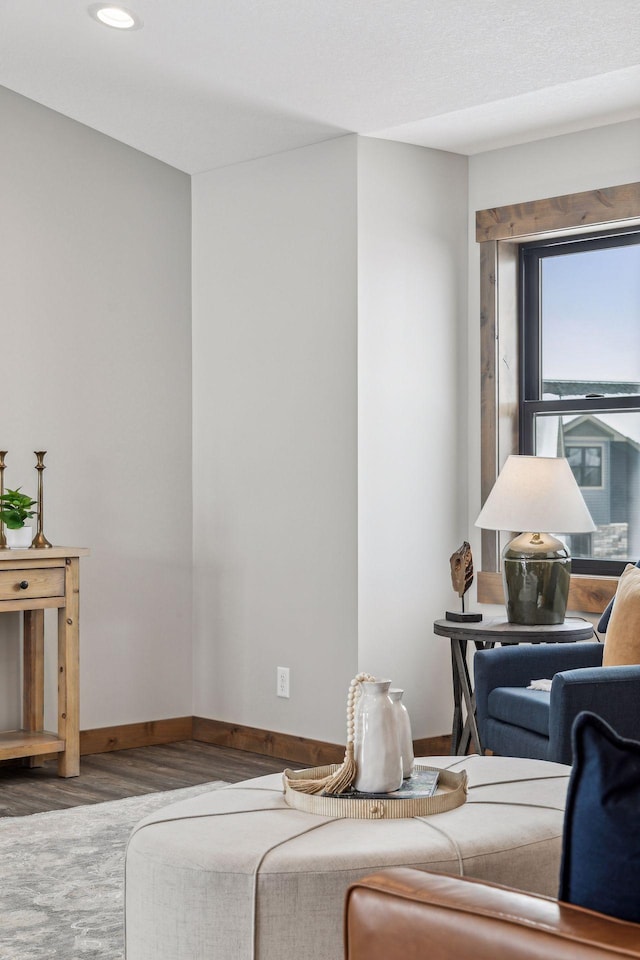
xmin=31 ymin=451 xmax=52 ymax=549
xmin=0 ymin=451 xmax=7 ymax=550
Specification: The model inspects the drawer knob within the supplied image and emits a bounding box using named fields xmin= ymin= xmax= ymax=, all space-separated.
xmin=19 ymin=580 xmax=29 ymax=590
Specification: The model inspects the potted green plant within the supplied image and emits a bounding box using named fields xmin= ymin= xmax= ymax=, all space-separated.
xmin=0 ymin=487 xmax=37 ymax=548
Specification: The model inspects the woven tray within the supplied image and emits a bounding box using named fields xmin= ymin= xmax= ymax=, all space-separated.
xmin=283 ymin=764 xmax=467 ymax=819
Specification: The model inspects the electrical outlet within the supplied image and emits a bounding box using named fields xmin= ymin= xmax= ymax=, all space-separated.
xmin=277 ymin=666 xmax=290 ymax=698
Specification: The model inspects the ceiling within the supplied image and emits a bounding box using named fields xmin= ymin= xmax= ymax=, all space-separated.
xmin=1 ymin=0 xmax=639 ymax=174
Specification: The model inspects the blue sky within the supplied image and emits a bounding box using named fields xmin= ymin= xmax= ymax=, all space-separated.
xmin=542 ymin=242 xmax=640 ymax=383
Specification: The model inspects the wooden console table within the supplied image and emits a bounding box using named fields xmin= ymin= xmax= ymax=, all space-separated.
xmin=0 ymin=546 xmax=89 ymax=777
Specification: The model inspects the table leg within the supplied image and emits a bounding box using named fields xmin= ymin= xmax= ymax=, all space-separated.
xmin=452 ymin=640 xmax=483 ymax=755
xmin=23 ymin=609 xmax=45 ymax=768
xmin=57 ymin=558 xmax=80 ymax=777
xmin=450 ymin=640 xmax=463 ymax=754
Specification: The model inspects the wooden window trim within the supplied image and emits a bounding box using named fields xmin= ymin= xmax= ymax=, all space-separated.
xmin=476 ymin=181 xmax=640 ymax=614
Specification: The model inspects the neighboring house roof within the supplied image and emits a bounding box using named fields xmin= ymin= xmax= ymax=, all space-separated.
xmin=563 ymin=414 xmax=640 ymax=453
xmin=543 ymin=380 xmax=640 ymax=397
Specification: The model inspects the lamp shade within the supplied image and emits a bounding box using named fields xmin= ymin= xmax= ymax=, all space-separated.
xmin=475 ymin=455 xmax=595 ymax=534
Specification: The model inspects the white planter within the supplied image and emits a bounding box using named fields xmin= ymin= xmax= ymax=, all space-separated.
xmin=4 ymin=525 xmax=32 ymax=549
xmin=389 ymin=688 xmax=415 ymax=779
xmin=353 ymin=680 xmax=403 ymax=793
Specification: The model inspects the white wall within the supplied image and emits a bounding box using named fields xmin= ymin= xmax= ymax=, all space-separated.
xmin=0 ymin=87 xmax=193 ymax=730
xmin=467 ymin=119 xmax=640 ymax=605
xmin=192 ymin=136 xmax=359 ymax=744
xmin=192 ymin=135 xmax=469 ymax=743
xmin=6 ymin=85 xmax=632 ymax=748
xmin=357 ymin=138 xmax=469 ymax=738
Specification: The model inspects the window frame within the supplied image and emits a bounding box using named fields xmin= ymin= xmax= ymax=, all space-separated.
xmin=518 ymin=225 xmax=640 ymax=576
xmin=476 ymin=181 xmax=640 ymax=611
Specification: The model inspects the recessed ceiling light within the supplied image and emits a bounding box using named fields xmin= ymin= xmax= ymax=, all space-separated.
xmin=88 ymin=4 xmax=143 ymax=30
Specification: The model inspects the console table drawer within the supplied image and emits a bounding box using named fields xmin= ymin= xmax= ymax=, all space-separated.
xmin=0 ymin=567 xmax=65 ymax=601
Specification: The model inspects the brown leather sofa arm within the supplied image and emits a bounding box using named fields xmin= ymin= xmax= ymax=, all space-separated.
xmin=344 ymin=868 xmax=640 ymax=959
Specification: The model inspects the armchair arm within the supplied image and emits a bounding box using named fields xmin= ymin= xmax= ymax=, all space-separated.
xmin=474 ymin=642 xmax=603 ymax=746
xmin=550 ymin=664 xmax=640 ymax=765
xmin=345 ymin=868 xmax=640 ymax=960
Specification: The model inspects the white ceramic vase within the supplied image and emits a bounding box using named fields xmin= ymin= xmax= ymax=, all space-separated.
xmin=4 ymin=525 xmax=32 ymax=549
xmin=353 ymin=680 xmax=403 ymax=793
xmin=389 ymin=688 xmax=415 ymax=779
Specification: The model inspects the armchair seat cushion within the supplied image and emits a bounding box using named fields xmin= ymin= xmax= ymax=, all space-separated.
xmin=484 ymin=720 xmax=551 ymax=762
xmin=488 ymin=688 xmax=550 ymax=737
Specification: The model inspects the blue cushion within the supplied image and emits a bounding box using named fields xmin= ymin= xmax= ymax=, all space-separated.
xmin=487 ymin=687 xmax=550 ymax=737
xmin=598 ymin=558 xmax=640 ymax=632
xmin=597 ymin=597 xmax=614 ymax=632
xmin=559 ymin=712 xmax=640 ymax=923
xmin=484 ymin=719 xmax=550 ymax=761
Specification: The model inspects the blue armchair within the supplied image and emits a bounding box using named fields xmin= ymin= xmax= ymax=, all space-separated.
xmin=474 ymin=641 xmax=640 ymax=764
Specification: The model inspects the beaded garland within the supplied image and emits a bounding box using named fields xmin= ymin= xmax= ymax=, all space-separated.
xmin=286 ymin=672 xmax=375 ymax=796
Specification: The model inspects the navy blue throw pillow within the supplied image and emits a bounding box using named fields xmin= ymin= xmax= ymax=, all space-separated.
xmin=598 ymin=596 xmax=614 ymax=632
xmin=559 ymin=712 xmax=640 ymax=923
xmin=598 ymin=559 xmax=640 ymax=632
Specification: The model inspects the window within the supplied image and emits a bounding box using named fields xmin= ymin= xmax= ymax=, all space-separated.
xmin=566 ymin=446 xmax=603 ymax=488
xmin=519 ymin=228 xmax=640 ymax=575
xmin=476 ymin=181 xmax=640 ymax=608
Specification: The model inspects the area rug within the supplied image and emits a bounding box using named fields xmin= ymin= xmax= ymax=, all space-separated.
xmin=0 ymin=781 xmax=226 ymax=960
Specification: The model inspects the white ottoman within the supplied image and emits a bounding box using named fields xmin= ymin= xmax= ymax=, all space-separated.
xmin=125 ymin=755 xmax=570 ymax=960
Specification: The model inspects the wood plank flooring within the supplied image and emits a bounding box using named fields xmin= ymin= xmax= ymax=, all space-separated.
xmin=0 ymin=740 xmax=291 ymax=817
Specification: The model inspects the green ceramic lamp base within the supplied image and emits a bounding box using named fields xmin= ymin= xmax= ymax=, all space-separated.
xmin=502 ymin=532 xmax=571 ymax=625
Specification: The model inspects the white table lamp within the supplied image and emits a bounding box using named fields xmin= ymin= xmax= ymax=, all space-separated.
xmin=475 ymin=455 xmax=595 ymax=624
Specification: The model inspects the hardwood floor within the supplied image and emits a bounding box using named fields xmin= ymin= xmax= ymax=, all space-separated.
xmin=0 ymin=741 xmax=292 ymax=817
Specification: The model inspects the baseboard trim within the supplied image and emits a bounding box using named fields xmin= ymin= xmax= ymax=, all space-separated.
xmin=192 ymin=717 xmax=345 ymax=766
xmin=75 ymin=716 xmax=452 ymax=764
xmin=80 ymin=717 xmax=193 ymax=756
xmin=413 ymin=734 xmax=452 ymax=757
xmin=193 ymin=717 xmax=452 ymax=766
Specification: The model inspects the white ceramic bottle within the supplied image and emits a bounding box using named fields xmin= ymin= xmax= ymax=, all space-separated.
xmin=389 ymin=688 xmax=415 ymax=779
xmin=353 ymin=680 xmax=403 ymax=793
